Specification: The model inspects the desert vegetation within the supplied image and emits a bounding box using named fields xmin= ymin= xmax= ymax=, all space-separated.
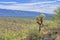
xmin=0 ymin=8 xmax=60 ymax=40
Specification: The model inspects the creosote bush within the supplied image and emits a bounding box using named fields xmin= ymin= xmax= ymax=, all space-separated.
xmin=26 ymin=30 xmax=42 ymax=40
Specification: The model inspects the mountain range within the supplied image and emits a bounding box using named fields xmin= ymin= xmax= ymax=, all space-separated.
xmin=0 ymin=9 xmax=52 ymax=19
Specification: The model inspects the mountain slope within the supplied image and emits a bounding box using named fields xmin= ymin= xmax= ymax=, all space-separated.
xmin=0 ymin=9 xmax=52 ymax=18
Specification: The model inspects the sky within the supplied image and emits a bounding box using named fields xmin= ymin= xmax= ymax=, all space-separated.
xmin=0 ymin=0 xmax=60 ymax=14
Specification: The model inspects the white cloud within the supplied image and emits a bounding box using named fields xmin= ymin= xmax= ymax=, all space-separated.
xmin=14 ymin=1 xmax=57 ymax=5
xmin=0 ymin=2 xmax=17 ymax=4
xmin=0 ymin=1 xmax=60 ymax=14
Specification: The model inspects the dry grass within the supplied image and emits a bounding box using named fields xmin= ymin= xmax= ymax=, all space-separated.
xmin=0 ymin=18 xmax=60 ymax=40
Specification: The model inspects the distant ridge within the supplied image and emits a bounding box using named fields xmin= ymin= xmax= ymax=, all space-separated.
xmin=0 ymin=9 xmax=52 ymax=19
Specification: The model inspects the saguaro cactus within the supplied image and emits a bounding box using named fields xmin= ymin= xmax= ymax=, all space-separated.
xmin=36 ymin=14 xmax=45 ymax=32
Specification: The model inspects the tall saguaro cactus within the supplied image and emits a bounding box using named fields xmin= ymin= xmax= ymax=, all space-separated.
xmin=36 ymin=14 xmax=45 ymax=32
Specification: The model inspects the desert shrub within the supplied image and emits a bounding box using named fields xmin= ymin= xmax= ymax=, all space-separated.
xmin=26 ymin=30 xmax=42 ymax=40
xmin=0 ymin=34 xmax=13 ymax=40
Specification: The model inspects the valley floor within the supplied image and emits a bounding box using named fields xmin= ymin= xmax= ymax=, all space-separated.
xmin=0 ymin=18 xmax=60 ymax=40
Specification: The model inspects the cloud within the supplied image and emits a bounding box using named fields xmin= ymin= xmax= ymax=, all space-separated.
xmin=0 ymin=1 xmax=57 ymax=5
xmin=0 ymin=1 xmax=60 ymax=14
xmin=0 ymin=2 xmax=17 ymax=4
xmin=13 ymin=1 xmax=57 ymax=5
xmin=0 ymin=2 xmax=16 ymax=3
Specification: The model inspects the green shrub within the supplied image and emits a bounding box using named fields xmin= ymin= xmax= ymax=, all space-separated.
xmin=26 ymin=30 xmax=42 ymax=40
